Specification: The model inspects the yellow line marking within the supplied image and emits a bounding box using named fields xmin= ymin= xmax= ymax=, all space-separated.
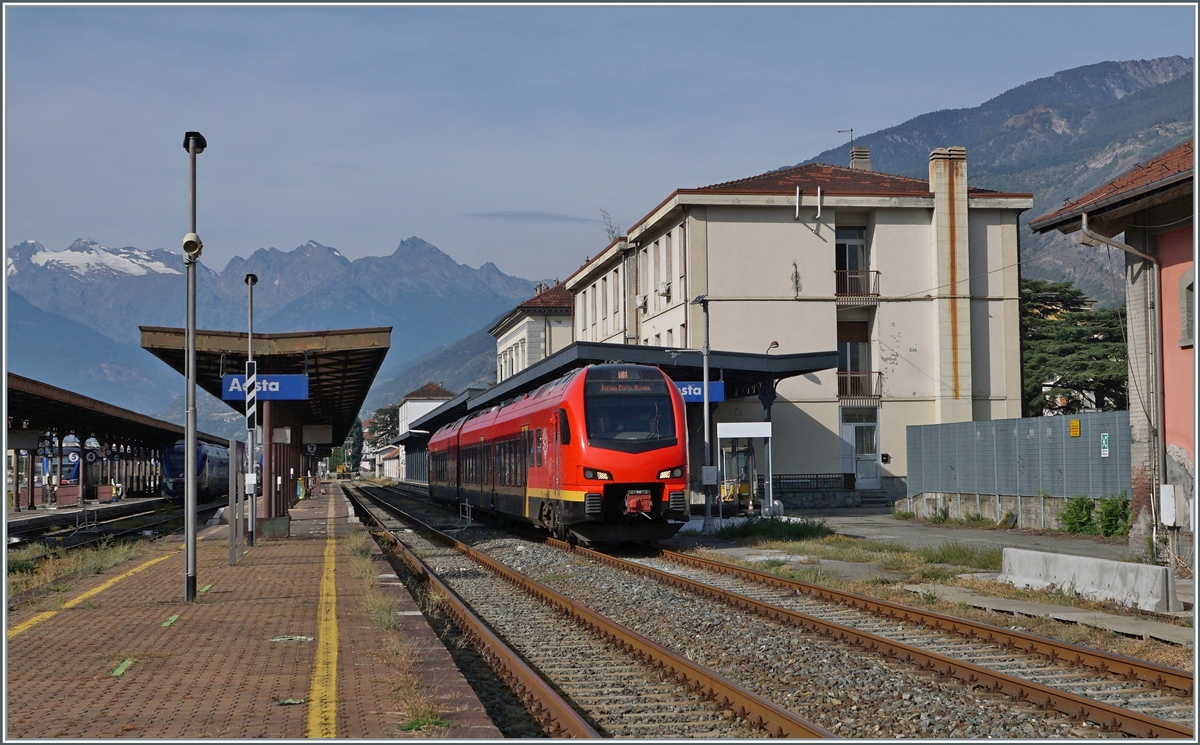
xmin=7 ymin=553 xmax=175 ymax=639
xmin=306 ymin=495 xmax=338 ymax=738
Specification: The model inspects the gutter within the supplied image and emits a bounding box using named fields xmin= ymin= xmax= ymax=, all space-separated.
xmin=1080 ymin=212 xmax=1165 ymax=545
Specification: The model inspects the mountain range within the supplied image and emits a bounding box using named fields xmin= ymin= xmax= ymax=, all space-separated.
xmin=5 ymin=55 xmax=1193 ymax=437
xmin=800 ymin=56 xmax=1193 ymax=305
xmin=6 ymin=236 xmax=534 ymax=437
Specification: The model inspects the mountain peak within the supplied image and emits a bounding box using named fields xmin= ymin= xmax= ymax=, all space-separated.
xmin=26 ymin=239 xmax=181 ymax=278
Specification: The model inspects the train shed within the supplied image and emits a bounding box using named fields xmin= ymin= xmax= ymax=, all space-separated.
xmin=394 ymin=341 xmax=838 ymax=494
xmin=140 ymin=326 xmax=390 ymax=534
xmin=6 ymin=373 xmax=226 ymax=510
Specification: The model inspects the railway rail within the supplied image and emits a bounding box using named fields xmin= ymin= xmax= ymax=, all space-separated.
xmin=343 ymin=483 xmax=831 ymax=738
xmin=365 ymin=481 xmax=1194 ymax=738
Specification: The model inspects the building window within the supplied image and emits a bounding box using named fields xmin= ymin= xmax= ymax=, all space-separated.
xmin=580 ymin=290 xmax=588 ymax=337
xmin=1181 ymin=266 xmax=1194 ymax=347
xmin=837 ymin=321 xmax=870 ymax=372
xmin=664 ymin=231 xmax=673 ymax=301
xmin=836 ymin=226 xmax=869 ymax=294
xmin=666 ymin=328 xmax=673 ymax=348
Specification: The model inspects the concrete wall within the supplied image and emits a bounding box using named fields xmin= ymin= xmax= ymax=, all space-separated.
xmin=901 ymin=491 xmax=1091 ymax=532
xmin=1000 ymin=547 xmax=1180 ymax=612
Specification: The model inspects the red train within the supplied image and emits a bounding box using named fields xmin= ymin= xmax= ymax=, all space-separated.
xmin=428 ymin=363 xmax=691 ymax=543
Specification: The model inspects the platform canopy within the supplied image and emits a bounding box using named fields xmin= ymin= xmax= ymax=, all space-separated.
xmin=140 ymin=326 xmax=391 ymax=445
xmin=400 ymin=341 xmax=838 ymax=446
xmin=6 ymin=373 xmax=226 ymax=448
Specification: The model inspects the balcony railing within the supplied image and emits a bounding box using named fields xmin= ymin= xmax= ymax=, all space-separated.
xmin=835 ymin=270 xmax=880 ymax=305
xmin=838 ymin=371 xmax=882 ymax=401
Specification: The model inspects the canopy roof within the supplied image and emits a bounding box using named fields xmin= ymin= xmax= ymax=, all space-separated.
xmin=140 ymin=326 xmax=391 ymax=445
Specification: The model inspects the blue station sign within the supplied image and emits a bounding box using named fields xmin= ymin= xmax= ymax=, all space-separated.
xmin=221 ymin=374 xmax=310 ymax=401
xmin=674 ymin=381 xmax=725 ymax=403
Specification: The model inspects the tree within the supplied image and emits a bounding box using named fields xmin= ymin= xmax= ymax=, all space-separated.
xmin=1020 ymin=278 xmax=1128 ymax=416
xmin=344 ymin=418 xmax=364 ymax=470
xmin=599 ymin=209 xmax=622 ymax=243
xmin=366 ymin=404 xmax=399 ymax=449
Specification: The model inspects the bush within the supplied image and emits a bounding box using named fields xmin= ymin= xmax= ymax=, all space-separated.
xmin=1092 ymin=494 xmax=1132 ymax=537
xmin=892 ymin=508 xmax=916 ymax=520
xmin=928 ymin=507 xmax=950 ymax=524
xmin=1059 ymin=497 xmax=1096 ymax=534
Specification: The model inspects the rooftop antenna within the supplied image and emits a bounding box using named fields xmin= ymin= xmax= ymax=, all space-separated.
xmin=837 ymin=129 xmax=854 ymax=164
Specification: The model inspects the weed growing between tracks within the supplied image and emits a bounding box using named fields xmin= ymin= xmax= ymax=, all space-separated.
xmin=690 ymin=547 xmax=1193 ymax=671
xmin=7 ymin=536 xmax=150 ymax=599
xmin=345 ymin=524 xmax=454 ymax=735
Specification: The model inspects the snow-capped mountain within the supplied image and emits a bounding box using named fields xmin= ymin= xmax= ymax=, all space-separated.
xmin=6 ymin=236 xmax=536 ymax=432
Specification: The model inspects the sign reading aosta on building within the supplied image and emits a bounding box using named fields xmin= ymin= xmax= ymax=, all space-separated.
xmin=673 ymin=381 xmax=725 ymax=403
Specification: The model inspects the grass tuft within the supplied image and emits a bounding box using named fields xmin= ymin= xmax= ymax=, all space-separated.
xmin=714 ymin=516 xmax=834 ymax=542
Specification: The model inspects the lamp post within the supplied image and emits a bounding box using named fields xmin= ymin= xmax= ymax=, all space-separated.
xmin=182 ymin=130 xmax=206 ymax=602
xmin=691 ymin=294 xmax=714 ymax=534
xmin=245 ymin=273 xmax=258 ymax=547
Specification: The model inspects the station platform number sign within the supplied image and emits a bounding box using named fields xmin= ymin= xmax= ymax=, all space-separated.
xmin=221 ymin=374 xmax=310 ymax=401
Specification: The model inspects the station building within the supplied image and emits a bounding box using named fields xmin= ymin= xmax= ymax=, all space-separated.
xmin=1031 ymin=139 xmax=1194 ymax=554
xmin=491 ymin=281 xmax=573 ymax=383
xmin=565 ymin=147 xmax=1032 ymax=500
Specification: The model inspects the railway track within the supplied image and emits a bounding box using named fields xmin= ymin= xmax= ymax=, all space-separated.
xmin=343 ymin=483 xmax=830 ymax=738
xmin=362 ymin=481 xmax=1195 ymax=738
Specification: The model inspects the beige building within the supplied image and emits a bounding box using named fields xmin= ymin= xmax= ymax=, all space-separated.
xmin=396 ymin=383 xmax=456 ymax=480
xmin=490 ymin=282 xmax=574 ymax=382
xmin=565 ymin=147 xmax=1032 ymax=498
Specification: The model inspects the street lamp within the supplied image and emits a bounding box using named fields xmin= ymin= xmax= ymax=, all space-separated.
xmin=245 ymin=272 xmax=258 ymax=547
xmin=765 ymin=341 xmax=779 ymax=354
xmin=182 ymin=130 xmax=206 ymax=602
xmin=690 ymin=294 xmax=715 ymax=534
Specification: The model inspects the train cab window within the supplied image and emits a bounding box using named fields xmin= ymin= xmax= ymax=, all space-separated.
xmin=584 ymin=368 xmax=678 ymax=454
xmin=559 ymin=408 xmax=571 ymax=445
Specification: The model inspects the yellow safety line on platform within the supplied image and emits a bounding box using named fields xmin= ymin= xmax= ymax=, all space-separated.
xmin=7 ymin=552 xmax=175 ymax=639
xmin=306 ymin=495 xmax=339 ymax=737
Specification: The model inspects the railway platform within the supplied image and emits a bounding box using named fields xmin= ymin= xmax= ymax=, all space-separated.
xmin=6 ymin=496 xmax=172 ymax=536
xmin=5 ymin=482 xmax=501 ymax=739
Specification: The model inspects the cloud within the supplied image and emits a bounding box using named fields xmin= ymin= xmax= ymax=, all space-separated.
xmin=468 ymin=210 xmax=600 ymax=224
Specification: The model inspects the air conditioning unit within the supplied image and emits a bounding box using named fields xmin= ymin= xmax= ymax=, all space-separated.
xmin=635 ymin=294 xmax=648 ymax=311
xmin=656 ymin=281 xmax=671 ymax=298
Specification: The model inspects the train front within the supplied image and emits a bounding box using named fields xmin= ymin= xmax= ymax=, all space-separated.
xmin=565 ymin=364 xmax=690 ymax=543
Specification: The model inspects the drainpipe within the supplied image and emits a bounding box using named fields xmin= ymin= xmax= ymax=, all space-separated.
xmin=1080 ymin=212 xmax=1164 ymax=548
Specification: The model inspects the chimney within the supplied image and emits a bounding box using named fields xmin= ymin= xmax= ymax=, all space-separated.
xmin=927 ymin=146 xmax=972 ymax=420
xmin=850 ymin=146 xmax=871 ymax=171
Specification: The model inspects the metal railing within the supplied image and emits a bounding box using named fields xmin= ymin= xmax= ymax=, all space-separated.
xmin=774 ymin=473 xmax=854 ymax=491
xmin=835 ymin=270 xmax=880 ymax=299
xmin=837 ymin=371 xmax=882 ymax=398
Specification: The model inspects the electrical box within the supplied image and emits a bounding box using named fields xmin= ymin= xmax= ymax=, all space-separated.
xmin=701 ymin=466 xmax=718 ymax=485
xmin=1160 ymin=484 xmax=1190 ymax=528
xmin=272 ymin=427 xmax=292 ymax=444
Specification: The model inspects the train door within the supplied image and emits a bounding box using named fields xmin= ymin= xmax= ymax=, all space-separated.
xmin=550 ymin=412 xmax=562 ymax=500
xmin=521 ymin=425 xmax=530 ymax=518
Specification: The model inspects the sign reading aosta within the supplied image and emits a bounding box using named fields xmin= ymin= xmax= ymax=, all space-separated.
xmin=221 ymin=374 xmax=309 ymax=401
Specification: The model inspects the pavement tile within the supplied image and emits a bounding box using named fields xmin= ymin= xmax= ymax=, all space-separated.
xmin=5 ymin=485 xmax=501 ymax=739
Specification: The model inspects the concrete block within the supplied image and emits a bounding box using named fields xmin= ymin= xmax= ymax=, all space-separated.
xmin=256 ymin=515 xmax=291 ymax=539
xmin=1000 ymin=547 xmax=1181 ymax=613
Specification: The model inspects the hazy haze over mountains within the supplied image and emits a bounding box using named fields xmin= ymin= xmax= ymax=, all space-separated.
xmin=6 ymin=236 xmax=534 ymax=436
xmin=6 ymin=55 xmax=1192 ymax=436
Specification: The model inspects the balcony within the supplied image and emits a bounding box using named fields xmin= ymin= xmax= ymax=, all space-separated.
xmin=838 ymin=371 xmax=882 ymax=405
xmin=835 ymin=270 xmax=880 ymax=306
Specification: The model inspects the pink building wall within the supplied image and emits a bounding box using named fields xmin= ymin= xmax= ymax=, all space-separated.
xmin=1158 ymin=225 xmax=1194 ymax=462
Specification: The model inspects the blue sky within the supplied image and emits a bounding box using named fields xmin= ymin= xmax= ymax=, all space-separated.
xmin=4 ymin=4 xmax=1195 ymax=281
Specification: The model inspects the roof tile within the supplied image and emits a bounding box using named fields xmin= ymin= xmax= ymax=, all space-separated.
xmin=1033 ymin=140 xmax=1193 ymax=225
xmin=692 ymin=162 xmax=1000 ymax=195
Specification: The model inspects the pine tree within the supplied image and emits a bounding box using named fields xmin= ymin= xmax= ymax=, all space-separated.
xmin=1020 ymin=278 xmax=1128 ymax=415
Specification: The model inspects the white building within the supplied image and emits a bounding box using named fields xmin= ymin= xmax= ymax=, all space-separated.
xmin=396 ymin=383 xmax=456 ymax=480
xmin=490 ymin=282 xmax=573 ymax=382
xmin=565 ymin=146 xmax=1031 ymax=498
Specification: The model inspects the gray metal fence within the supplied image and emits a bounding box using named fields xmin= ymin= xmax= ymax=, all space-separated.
xmin=906 ymin=412 xmax=1131 ymax=499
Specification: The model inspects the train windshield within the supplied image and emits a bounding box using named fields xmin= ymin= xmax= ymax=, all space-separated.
xmin=584 ymin=369 xmax=677 ymax=453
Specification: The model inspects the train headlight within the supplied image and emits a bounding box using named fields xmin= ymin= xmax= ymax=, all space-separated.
xmin=658 ymin=467 xmax=685 ymax=479
xmin=583 ymin=468 xmax=612 ymax=480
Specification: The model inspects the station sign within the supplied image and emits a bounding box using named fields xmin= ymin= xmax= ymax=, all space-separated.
xmin=674 ymin=381 xmax=725 ymax=403
xmin=221 ymin=374 xmax=310 ymax=401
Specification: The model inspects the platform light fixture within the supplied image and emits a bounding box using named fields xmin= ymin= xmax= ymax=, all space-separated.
xmin=183 ymin=130 xmax=206 ymax=602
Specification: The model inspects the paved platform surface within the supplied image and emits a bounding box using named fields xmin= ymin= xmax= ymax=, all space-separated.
xmin=5 ymin=484 xmax=501 ymax=739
